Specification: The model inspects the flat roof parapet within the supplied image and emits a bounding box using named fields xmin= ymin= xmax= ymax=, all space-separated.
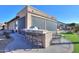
xmin=7 ymin=16 xmax=19 ymax=24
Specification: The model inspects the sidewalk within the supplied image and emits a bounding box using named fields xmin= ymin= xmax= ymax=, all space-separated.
xmin=4 ymin=33 xmax=33 ymax=52
xmin=10 ymin=44 xmax=73 ymax=53
xmin=0 ymin=34 xmax=13 ymax=53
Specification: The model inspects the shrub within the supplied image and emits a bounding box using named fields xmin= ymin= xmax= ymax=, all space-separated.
xmin=61 ymin=31 xmax=73 ymax=34
xmin=3 ymin=32 xmax=10 ymax=39
xmin=65 ymin=32 xmax=73 ymax=34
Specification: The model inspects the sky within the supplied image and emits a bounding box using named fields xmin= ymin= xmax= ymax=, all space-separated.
xmin=0 ymin=5 xmax=79 ymax=23
xmin=0 ymin=5 xmax=25 ymax=23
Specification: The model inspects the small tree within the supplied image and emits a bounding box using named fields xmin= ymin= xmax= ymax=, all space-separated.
xmin=75 ymin=25 xmax=79 ymax=32
xmin=68 ymin=23 xmax=76 ymax=32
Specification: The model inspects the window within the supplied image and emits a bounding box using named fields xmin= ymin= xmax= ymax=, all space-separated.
xmin=46 ymin=20 xmax=57 ymax=31
xmin=18 ymin=16 xmax=25 ymax=30
xmin=32 ymin=16 xmax=57 ymax=31
xmin=32 ymin=16 xmax=45 ymax=29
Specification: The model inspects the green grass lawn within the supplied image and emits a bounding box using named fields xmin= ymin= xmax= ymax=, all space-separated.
xmin=61 ymin=33 xmax=79 ymax=53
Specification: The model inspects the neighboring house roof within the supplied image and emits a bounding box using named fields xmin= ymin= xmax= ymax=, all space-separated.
xmin=6 ymin=16 xmax=19 ymax=24
xmin=57 ymin=21 xmax=67 ymax=30
xmin=57 ymin=21 xmax=66 ymax=25
xmin=0 ymin=23 xmax=4 ymax=26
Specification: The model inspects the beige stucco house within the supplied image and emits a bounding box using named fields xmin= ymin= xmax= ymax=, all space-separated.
xmin=4 ymin=6 xmax=58 ymax=48
xmin=5 ymin=6 xmax=57 ymax=33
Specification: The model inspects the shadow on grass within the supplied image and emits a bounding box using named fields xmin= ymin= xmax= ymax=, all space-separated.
xmin=52 ymin=42 xmax=79 ymax=45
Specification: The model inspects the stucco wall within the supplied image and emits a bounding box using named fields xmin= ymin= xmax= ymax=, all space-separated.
xmin=7 ymin=6 xmax=57 ymax=32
